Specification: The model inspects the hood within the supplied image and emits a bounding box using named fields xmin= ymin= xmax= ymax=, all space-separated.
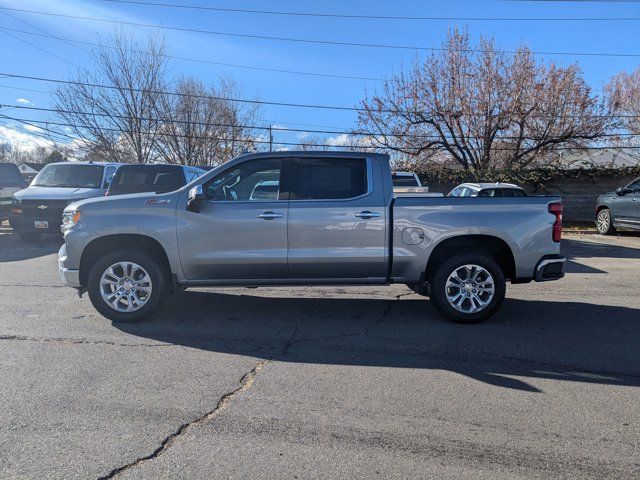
xmin=0 ymin=185 xmax=22 ymax=198
xmin=66 ymin=190 xmax=178 ymax=212
xmin=13 ymin=186 xmax=103 ymax=201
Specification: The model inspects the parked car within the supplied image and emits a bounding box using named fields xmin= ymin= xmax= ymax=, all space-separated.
xmin=10 ymin=162 xmax=120 ymax=242
xmin=58 ymin=151 xmax=565 ymax=324
xmin=106 ymin=164 xmax=206 ymax=196
xmin=595 ymin=177 xmax=640 ymax=234
xmin=449 ymin=183 xmax=527 ymax=197
xmin=0 ymin=162 xmax=26 ymax=223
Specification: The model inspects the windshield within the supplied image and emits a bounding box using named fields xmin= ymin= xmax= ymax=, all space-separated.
xmin=32 ymin=164 xmax=104 ymax=188
xmin=0 ymin=163 xmax=25 ymax=187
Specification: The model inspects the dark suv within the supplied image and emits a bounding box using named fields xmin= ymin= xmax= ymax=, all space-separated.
xmin=595 ymin=177 xmax=640 ymax=234
xmin=0 ymin=163 xmax=26 ymax=222
xmin=106 ymin=164 xmax=205 ymax=196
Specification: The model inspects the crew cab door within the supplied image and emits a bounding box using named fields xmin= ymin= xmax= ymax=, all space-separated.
xmin=287 ymin=157 xmax=388 ymax=280
xmin=177 ymin=157 xmax=288 ymax=281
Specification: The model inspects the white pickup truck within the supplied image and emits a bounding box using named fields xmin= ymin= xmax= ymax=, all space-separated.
xmin=58 ymin=151 xmax=565 ymax=324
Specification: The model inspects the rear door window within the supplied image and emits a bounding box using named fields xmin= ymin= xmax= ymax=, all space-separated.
xmin=290 ymin=158 xmax=367 ymax=200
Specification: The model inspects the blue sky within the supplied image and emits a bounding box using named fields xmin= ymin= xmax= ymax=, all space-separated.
xmin=0 ymin=0 xmax=638 ymax=152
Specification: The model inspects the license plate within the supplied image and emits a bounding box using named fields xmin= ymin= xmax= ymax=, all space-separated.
xmin=34 ymin=220 xmax=49 ymax=229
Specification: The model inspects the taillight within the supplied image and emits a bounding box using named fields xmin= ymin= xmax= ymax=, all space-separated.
xmin=549 ymin=203 xmax=563 ymax=242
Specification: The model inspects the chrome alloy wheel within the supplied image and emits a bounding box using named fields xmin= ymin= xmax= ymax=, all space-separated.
xmin=99 ymin=261 xmax=152 ymax=312
xmin=596 ymin=210 xmax=610 ymax=233
xmin=445 ymin=264 xmax=495 ymax=314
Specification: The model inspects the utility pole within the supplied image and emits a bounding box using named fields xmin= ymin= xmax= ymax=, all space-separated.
xmin=269 ymin=125 xmax=273 ymax=152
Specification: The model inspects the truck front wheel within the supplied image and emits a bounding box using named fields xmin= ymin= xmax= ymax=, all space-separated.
xmin=87 ymin=250 xmax=166 ymax=323
xmin=430 ymin=253 xmax=506 ymax=324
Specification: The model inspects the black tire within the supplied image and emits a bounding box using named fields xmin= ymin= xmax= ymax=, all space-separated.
xmin=87 ymin=249 xmax=167 ymax=323
xmin=17 ymin=231 xmax=42 ymax=243
xmin=596 ymin=208 xmax=616 ymax=235
xmin=430 ymin=253 xmax=506 ymax=324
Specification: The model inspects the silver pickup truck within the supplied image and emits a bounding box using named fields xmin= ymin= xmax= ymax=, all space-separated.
xmin=58 ymin=151 xmax=565 ymax=324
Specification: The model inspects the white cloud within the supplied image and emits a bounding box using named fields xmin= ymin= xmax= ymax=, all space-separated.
xmin=296 ymin=131 xmax=310 ymax=140
xmin=0 ymin=125 xmax=54 ymax=151
xmin=324 ymin=134 xmax=351 ymax=147
xmin=23 ymin=124 xmax=44 ymax=133
xmin=16 ymin=98 xmax=31 ymax=105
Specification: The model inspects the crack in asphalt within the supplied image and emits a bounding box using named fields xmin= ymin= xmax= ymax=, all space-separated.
xmin=0 ymin=334 xmax=171 ymax=348
xmin=280 ymin=323 xmax=299 ymax=357
xmin=98 ymin=359 xmax=270 ymax=479
xmin=362 ymin=292 xmax=412 ymax=337
xmin=0 ymin=283 xmax=67 ymax=288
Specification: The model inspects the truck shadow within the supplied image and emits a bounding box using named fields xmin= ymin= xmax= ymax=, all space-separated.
xmin=0 ymin=230 xmax=62 ymax=262
xmin=115 ymin=291 xmax=640 ymax=393
xmin=562 ymin=238 xmax=640 ymax=260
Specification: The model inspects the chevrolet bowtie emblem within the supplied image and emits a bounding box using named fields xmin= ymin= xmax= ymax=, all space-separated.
xmin=37 ymin=205 xmax=48 ymax=210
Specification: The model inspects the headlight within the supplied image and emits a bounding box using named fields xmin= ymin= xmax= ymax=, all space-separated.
xmin=61 ymin=210 xmax=82 ymax=229
xmin=11 ymin=198 xmax=22 ymax=214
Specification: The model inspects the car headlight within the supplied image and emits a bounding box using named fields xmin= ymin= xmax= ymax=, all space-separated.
xmin=11 ymin=197 xmax=22 ymax=214
xmin=61 ymin=210 xmax=82 ymax=229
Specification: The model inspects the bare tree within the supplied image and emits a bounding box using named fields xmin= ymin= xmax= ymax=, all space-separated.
xmin=52 ymin=30 xmax=167 ymax=163
xmin=156 ymin=76 xmax=262 ymax=166
xmin=0 ymin=142 xmax=69 ymax=164
xmin=357 ymin=29 xmax=610 ymax=170
xmin=606 ymin=67 xmax=640 ymax=143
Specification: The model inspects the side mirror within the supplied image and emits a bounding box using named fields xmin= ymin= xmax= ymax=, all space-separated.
xmin=187 ymin=185 xmax=204 ymax=212
xmin=616 ymin=187 xmax=627 ymax=196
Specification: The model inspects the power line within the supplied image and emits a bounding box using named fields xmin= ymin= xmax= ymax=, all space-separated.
xmin=0 ymin=84 xmax=355 ymax=130
xmin=0 ymin=10 xmax=90 ymax=54
xmin=0 ymin=84 xmax=50 ymax=95
xmin=2 ymin=6 xmax=639 ymax=58
xmin=5 ymin=103 xmax=637 ymax=139
xmin=0 ymin=73 xmax=627 ymax=118
xmin=0 ymin=27 xmax=383 ymax=82
xmin=0 ymin=114 xmax=378 ymax=149
xmin=0 ymin=29 xmax=80 ymax=68
xmin=0 ymin=114 xmax=76 ymax=144
xmin=101 ymin=0 xmax=640 ymax=21
xmin=0 ymin=72 xmax=372 ymax=112
xmin=0 ymin=104 xmax=640 ymax=145
xmin=7 ymin=114 xmax=640 ymax=151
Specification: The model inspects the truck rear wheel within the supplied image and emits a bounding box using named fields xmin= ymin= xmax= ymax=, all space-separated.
xmin=430 ymin=253 xmax=506 ymax=324
xmin=87 ymin=249 xmax=166 ymax=323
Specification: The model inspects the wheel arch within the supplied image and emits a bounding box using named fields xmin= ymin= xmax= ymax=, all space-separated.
xmin=425 ymin=234 xmax=516 ymax=282
xmin=79 ymin=234 xmax=173 ymax=289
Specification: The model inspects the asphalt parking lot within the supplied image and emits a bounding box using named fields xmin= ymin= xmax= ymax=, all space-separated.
xmin=0 ymin=225 xmax=638 ymax=479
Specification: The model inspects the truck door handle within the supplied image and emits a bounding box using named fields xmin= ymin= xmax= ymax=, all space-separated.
xmin=257 ymin=211 xmax=283 ymax=220
xmin=355 ymin=211 xmax=381 ymax=219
